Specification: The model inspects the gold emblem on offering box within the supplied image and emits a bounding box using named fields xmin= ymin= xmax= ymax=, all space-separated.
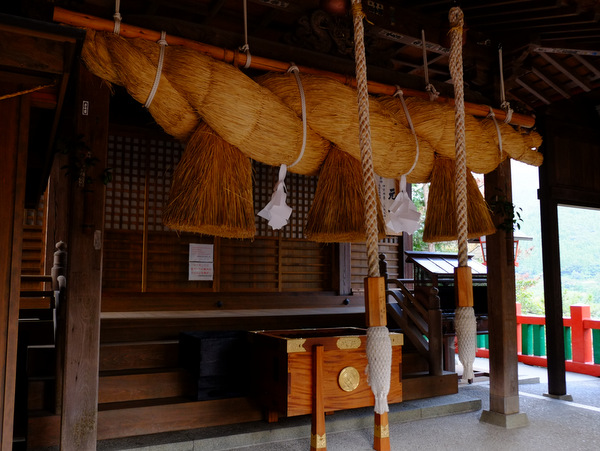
xmin=390 ymin=333 xmax=404 ymax=347
xmin=336 ymin=336 xmax=361 ymax=349
xmin=286 ymin=338 xmax=307 ymax=353
xmin=338 ymin=366 xmax=360 ymax=392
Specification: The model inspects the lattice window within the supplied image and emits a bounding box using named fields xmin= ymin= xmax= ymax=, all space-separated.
xmin=105 ymin=134 xmax=183 ymax=232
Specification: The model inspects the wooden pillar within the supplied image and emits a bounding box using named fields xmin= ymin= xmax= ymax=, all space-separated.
xmin=59 ymin=64 xmax=110 ymax=450
xmin=480 ymin=160 xmax=529 ymax=428
xmin=538 ymin=182 xmax=568 ymax=397
xmin=0 ymin=93 xmax=29 ymax=451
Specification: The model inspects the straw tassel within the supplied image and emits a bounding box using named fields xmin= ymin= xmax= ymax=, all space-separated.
xmin=162 ymin=122 xmax=255 ymax=238
xmin=305 ymin=146 xmax=386 ymax=242
xmin=423 ymin=157 xmax=496 ymax=242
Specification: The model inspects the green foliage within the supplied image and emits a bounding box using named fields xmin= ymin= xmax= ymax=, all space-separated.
xmin=516 ymin=276 xmax=545 ymax=315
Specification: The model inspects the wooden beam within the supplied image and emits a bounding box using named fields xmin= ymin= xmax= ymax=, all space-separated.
xmin=515 ymin=78 xmax=552 ymax=105
xmin=59 ymin=64 xmax=110 ymax=450
xmin=537 ymin=51 xmax=592 ymax=92
xmin=482 ymin=160 xmax=528 ymax=427
xmin=531 ymin=67 xmax=571 ymax=99
xmin=0 ymin=92 xmax=29 ymax=450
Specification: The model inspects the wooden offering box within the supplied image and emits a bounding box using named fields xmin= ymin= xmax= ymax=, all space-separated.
xmin=250 ymin=328 xmax=403 ymax=420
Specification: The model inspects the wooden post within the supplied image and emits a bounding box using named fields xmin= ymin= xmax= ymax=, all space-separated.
xmin=480 ymin=160 xmax=529 ymax=428
xmin=570 ymin=305 xmax=592 ymax=363
xmin=310 ymin=345 xmax=326 ymax=451
xmin=59 ymin=64 xmax=110 ymax=450
xmin=539 ymin=166 xmax=568 ymax=397
xmin=0 ymin=93 xmax=29 ymax=451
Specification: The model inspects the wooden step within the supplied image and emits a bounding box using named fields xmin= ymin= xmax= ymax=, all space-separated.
xmin=28 ymin=397 xmax=263 ymax=449
xmin=402 ymin=371 xmax=458 ymax=401
xmin=100 ymin=341 xmax=179 ymax=372
xmin=98 ymin=369 xmax=193 ymax=404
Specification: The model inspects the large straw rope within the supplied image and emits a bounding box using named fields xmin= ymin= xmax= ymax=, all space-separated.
xmin=449 ymin=6 xmax=477 ymax=384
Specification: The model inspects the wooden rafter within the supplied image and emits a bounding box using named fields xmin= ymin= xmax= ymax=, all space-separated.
xmin=537 ymin=51 xmax=592 ymax=92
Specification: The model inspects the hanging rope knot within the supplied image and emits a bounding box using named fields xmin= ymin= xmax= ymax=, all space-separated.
xmin=351 ymin=3 xmax=373 ymax=24
xmin=449 ymin=6 xmax=465 ymax=29
xmin=425 ymin=83 xmax=440 ymax=101
xmin=157 ymin=33 xmax=169 ymax=47
xmin=393 ymin=86 xmax=404 ymax=97
xmin=238 ymin=44 xmax=252 ymax=69
xmin=501 ymin=100 xmax=514 ymax=124
xmin=287 ymin=64 xmax=299 ymax=74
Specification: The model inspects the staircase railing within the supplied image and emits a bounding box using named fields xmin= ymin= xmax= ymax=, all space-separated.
xmin=379 ymin=254 xmax=444 ymax=376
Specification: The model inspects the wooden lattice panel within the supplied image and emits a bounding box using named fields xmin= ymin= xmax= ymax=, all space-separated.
xmin=253 ymin=162 xmax=318 ymax=239
xmin=105 ymin=134 xmax=183 ymax=232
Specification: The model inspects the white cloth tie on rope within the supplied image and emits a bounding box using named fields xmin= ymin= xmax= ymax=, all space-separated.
xmin=113 ymin=0 xmax=122 ymax=34
xmin=144 ymin=31 xmax=168 ymax=109
xmin=385 ymin=88 xmax=421 ymax=235
xmin=366 ymin=326 xmax=392 ymax=414
xmin=258 ymin=164 xmax=293 ymax=230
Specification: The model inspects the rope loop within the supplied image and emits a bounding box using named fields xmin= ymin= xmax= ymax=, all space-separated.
xmin=421 ymin=29 xmax=440 ymax=101
xmin=239 ymin=0 xmax=252 ymax=69
xmin=393 ymin=86 xmax=420 ymax=178
xmin=144 ymin=31 xmax=168 ymax=109
xmin=487 ymin=106 xmax=504 ymax=160
xmin=287 ymin=63 xmax=307 ymax=169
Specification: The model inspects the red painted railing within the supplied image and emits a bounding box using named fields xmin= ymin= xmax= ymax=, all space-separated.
xmin=475 ymin=303 xmax=600 ymax=377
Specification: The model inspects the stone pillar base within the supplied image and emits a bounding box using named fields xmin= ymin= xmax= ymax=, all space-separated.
xmin=480 ymin=410 xmax=529 ymax=429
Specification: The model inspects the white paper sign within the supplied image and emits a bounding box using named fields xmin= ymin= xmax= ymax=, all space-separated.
xmin=189 ymin=243 xmax=214 ymax=262
xmin=377 ymin=176 xmax=401 ymax=235
xmin=189 ymin=243 xmax=214 ymax=280
xmin=189 ymin=262 xmax=214 ymax=281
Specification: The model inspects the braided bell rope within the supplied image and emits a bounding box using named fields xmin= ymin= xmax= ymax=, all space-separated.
xmin=351 ymin=0 xmax=392 ymax=417
xmin=351 ymin=0 xmax=379 ymax=278
xmin=449 ymin=6 xmax=477 ymax=384
xmin=448 ymin=7 xmax=469 ymax=268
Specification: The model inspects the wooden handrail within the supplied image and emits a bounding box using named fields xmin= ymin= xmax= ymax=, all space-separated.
xmin=475 ymin=303 xmax=600 ymax=377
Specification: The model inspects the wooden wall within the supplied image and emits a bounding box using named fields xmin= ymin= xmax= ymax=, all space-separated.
xmin=101 ymin=126 xmax=402 ymax=310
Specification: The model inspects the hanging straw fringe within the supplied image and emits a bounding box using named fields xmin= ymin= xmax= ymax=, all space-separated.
xmin=162 ymin=122 xmax=255 ymax=238
xmin=304 ymin=146 xmax=386 ymax=242
xmin=422 ymin=157 xmax=496 ymax=242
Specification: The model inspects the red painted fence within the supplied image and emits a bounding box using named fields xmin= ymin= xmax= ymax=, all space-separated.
xmin=475 ymin=303 xmax=600 ymax=377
